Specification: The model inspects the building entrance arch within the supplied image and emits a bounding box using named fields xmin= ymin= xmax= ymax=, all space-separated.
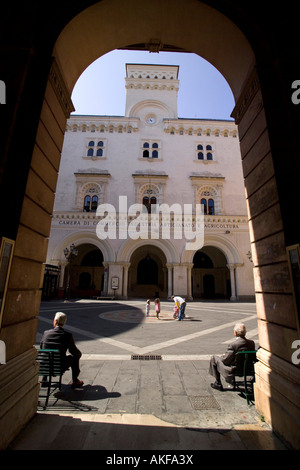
xmin=69 ymin=243 xmax=104 ymax=298
xmin=128 ymin=244 xmax=167 ymax=299
xmin=192 ymin=246 xmax=231 ymax=300
xmin=1 ymin=0 xmax=300 ymax=449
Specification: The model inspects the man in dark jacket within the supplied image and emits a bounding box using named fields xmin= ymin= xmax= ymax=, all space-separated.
xmin=40 ymin=311 xmax=83 ymax=388
xmin=209 ymin=322 xmax=255 ymax=391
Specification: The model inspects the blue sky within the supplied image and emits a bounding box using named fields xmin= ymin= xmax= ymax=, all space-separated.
xmin=71 ymin=50 xmax=235 ymax=120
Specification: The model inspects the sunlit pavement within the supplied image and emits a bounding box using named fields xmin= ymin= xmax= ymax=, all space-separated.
xmin=9 ymin=300 xmax=288 ymax=450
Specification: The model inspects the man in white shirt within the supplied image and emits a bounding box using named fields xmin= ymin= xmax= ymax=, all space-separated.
xmin=171 ymin=295 xmax=186 ymax=321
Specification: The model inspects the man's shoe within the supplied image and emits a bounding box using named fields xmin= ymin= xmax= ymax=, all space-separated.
xmin=71 ymin=379 xmax=84 ymax=389
xmin=210 ymin=382 xmax=223 ymax=391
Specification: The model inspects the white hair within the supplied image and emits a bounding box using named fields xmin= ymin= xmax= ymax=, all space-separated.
xmin=54 ymin=312 xmax=67 ymax=326
xmin=234 ymin=323 xmax=246 ymax=337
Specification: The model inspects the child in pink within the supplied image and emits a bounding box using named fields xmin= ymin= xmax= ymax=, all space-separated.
xmin=173 ymin=304 xmax=179 ymax=319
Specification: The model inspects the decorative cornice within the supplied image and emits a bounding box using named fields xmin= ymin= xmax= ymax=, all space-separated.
xmin=132 ymin=171 xmax=168 ymax=179
xmin=49 ymin=58 xmax=75 ymax=117
xmin=66 ymin=117 xmax=140 ymax=133
xmin=189 ymin=172 xmax=225 ymax=180
xmin=74 ymin=168 xmax=110 ymax=176
xmin=163 ymin=120 xmax=238 ymax=138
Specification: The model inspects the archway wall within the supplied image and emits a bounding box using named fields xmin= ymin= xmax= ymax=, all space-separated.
xmin=0 ymin=59 xmax=74 ymax=448
xmin=48 ymin=230 xmax=115 ymax=264
xmin=53 ymin=0 xmax=255 ymax=101
xmin=232 ymin=72 xmax=300 ymax=447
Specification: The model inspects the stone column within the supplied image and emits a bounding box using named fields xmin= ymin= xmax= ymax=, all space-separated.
xmin=186 ymin=263 xmax=193 ymax=300
xmin=227 ymin=263 xmax=237 ymax=301
xmin=107 ymin=262 xmax=123 ymax=298
xmin=58 ymin=261 xmax=67 ymax=288
xmin=0 ymin=57 xmax=74 ymax=449
xmin=232 ymin=67 xmax=300 ymax=447
xmin=166 ymin=263 xmax=173 ymax=298
xmin=122 ymin=263 xmax=130 ymax=299
xmin=102 ymin=262 xmax=109 ymax=296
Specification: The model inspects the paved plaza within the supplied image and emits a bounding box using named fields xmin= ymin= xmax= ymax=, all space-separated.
xmin=10 ymin=299 xmax=288 ymax=451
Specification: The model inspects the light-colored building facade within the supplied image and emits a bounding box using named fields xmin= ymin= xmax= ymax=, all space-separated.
xmin=45 ymin=63 xmax=254 ymax=301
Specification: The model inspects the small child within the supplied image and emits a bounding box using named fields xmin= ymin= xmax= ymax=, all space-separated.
xmin=154 ymin=298 xmax=160 ymax=319
xmin=146 ymin=299 xmax=150 ymax=316
xmin=173 ymin=303 xmax=179 ymax=319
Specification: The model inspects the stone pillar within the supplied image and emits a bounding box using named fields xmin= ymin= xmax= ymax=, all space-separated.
xmin=0 ymin=58 xmax=74 ymax=449
xmin=102 ymin=262 xmax=109 ymax=296
xmin=186 ymin=263 xmax=193 ymax=300
xmin=165 ymin=263 xmax=172 ymax=298
xmin=59 ymin=261 xmax=67 ymax=288
xmin=107 ymin=262 xmax=123 ymax=298
xmin=122 ymin=263 xmax=130 ymax=299
xmin=172 ymin=263 xmax=188 ymax=298
xmin=227 ymin=264 xmax=237 ymax=301
xmin=232 ymin=67 xmax=300 ymax=448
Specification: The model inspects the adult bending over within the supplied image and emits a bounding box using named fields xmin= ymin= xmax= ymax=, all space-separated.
xmin=171 ymin=295 xmax=186 ymax=321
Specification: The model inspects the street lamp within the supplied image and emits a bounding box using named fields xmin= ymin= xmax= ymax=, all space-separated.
xmin=64 ymin=243 xmax=78 ymax=301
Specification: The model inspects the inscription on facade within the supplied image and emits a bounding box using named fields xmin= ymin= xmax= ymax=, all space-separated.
xmin=56 ymin=218 xmax=240 ymax=229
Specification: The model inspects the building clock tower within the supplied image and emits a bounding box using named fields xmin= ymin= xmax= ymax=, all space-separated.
xmin=124 ymin=63 xmax=179 ymax=123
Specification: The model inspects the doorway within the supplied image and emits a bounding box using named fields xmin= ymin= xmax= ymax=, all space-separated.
xmin=128 ymin=245 xmax=167 ymax=298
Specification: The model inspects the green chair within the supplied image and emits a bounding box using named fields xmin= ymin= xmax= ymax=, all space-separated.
xmin=36 ymin=349 xmax=64 ymax=408
xmin=233 ymin=350 xmax=257 ymax=404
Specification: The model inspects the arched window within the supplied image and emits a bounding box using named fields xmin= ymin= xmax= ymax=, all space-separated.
xmin=208 ymin=198 xmax=215 ymax=215
xmin=86 ymin=140 xmax=95 ymax=157
xmin=91 ymin=195 xmax=98 ymax=212
xmin=201 ymin=198 xmax=215 ymax=215
xmin=87 ymin=140 xmax=105 ymax=158
xmin=196 ymin=143 xmax=214 ymax=161
xmin=84 ymin=195 xmax=91 ymax=212
xmin=83 ymin=194 xmax=99 ymax=212
xmin=141 ymin=141 xmax=160 ymax=159
xmin=143 ymin=196 xmax=157 ymax=213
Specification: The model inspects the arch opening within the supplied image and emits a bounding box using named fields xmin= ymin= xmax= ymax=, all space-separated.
xmin=67 ymin=243 xmax=104 ymax=298
xmin=128 ymin=244 xmax=167 ymax=299
xmin=3 ymin=0 xmax=299 ymax=450
xmin=192 ymin=246 xmax=231 ymax=299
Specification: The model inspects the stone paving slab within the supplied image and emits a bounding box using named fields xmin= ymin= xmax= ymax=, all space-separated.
xmin=8 ymin=300 xmax=289 ymax=450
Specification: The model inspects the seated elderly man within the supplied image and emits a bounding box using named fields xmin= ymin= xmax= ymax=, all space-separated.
xmin=209 ymin=322 xmax=255 ymax=391
xmin=40 ymin=311 xmax=83 ymax=388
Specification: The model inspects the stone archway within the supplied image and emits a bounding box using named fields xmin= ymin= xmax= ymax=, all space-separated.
xmin=192 ymin=247 xmax=231 ymax=300
xmin=69 ymin=243 xmax=104 ymax=298
xmin=1 ymin=0 xmax=300 ymax=449
xmin=128 ymin=244 xmax=167 ymax=299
